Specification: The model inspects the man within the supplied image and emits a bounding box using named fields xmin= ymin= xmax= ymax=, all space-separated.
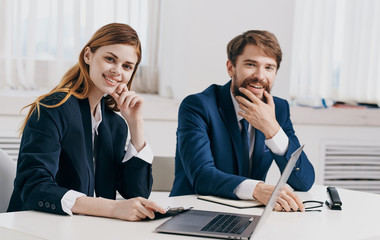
xmin=170 ymin=30 xmax=315 ymax=212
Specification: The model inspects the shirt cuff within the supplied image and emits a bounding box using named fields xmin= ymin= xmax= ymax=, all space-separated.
xmin=123 ymin=141 xmax=154 ymax=164
xmin=234 ymin=179 xmax=263 ymax=200
xmin=61 ymin=190 xmax=86 ymax=215
xmin=265 ymin=128 xmax=289 ymax=156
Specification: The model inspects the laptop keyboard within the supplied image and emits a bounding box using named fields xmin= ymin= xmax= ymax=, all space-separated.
xmin=201 ymin=214 xmax=253 ymax=234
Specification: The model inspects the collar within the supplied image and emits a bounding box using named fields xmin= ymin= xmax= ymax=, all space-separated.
xmin=230 ymin=88 xmax=244 ymax=122
xmin=91 ymin=102 xmax=102 ymax=135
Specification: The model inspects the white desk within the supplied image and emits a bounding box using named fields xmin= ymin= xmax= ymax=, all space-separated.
xmin=0 ymin=185 xmax=379 ymax=240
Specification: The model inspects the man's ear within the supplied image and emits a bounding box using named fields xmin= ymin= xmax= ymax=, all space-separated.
xmin=226 ymin=60 xmax=235 ymax=78
xmin=83 ymin=46 xmax=92 ymax=65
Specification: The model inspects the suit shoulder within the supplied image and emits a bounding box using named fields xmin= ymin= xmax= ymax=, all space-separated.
xmin=26 ymin=93 xmax=78 ymax=139
xmin=41 ymin=92 xmax=69 ymax=105
xmin=273 ymin=96 xmax=289 ymax=108
xmin=181 ymin=84 xmax=221 ymax=106
xmin=273 ymin=97 xmax=291 ymax=121
xmin=38 ymin=92 xmax=79 ymax=113
xmin=179 ymin=84 xmax=223 ymax=123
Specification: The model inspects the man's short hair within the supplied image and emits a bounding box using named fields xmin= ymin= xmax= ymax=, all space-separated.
xmin=227 ymin=30 xmax=282 ymax=70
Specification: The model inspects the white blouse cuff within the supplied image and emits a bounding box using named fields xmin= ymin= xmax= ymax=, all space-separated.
xmin=123 ymin=141 xmax=154 ymax=164
xmin=61 ymin=190 xmax=86 ymax=215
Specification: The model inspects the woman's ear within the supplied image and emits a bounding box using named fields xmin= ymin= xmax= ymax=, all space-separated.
xmin=83 ymin=47 xmax=92 ymax=65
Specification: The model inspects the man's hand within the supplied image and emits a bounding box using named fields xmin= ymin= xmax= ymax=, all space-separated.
xmin=236 ymin=88 xmax=280 ymax=139
xmin=253 ymin=182 xmax=305 ymax=212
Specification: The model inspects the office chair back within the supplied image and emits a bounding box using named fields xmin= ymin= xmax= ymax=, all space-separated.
xmin=0 ymin=148 xmax=16 ymax=213
xmin=152 ymin=156 xmax=175 ymax=191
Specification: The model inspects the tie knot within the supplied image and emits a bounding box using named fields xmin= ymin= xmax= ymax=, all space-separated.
xmin=240 ymin=119 xmax=249 ymax=132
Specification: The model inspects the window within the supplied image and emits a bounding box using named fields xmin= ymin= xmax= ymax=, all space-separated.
xmin=290 ymin=0 xmax=380 ymax=106
xmin=0 ymin=0 xmax=160 ymax=93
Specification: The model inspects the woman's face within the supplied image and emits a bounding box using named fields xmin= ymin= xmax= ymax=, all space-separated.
xmin=84 ymin=44 xmax=138 ymax=98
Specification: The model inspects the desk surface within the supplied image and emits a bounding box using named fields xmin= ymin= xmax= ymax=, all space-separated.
xmin=0 ymin=185 xmax=379 ymax=240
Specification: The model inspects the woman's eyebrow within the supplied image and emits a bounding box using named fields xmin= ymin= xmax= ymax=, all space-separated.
xmin=105 ymin=52 xmax=135 ymax=65
xmin=106 ymin=52 xmax=118 ymax=59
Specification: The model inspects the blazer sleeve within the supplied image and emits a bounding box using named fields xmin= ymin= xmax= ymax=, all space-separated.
xmin=177 ymin=95 xmax=246 ymax=199
xmin=15 ymin=104 xmax=70 ymax=215
xmin=272 ymin=99 xmax=315 ymax=191
xmin=117 ymin=158 xmax=153 ymax=199
xmin=109 ymin=114 xmax=153 ymax=199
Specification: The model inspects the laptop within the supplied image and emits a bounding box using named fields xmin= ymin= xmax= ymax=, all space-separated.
xmin=155 ymin=145 xmax=305 ymax=240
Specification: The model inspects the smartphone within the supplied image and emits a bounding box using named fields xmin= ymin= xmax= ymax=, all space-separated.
xmin=153 ymin=206 xmax=192 ymax=220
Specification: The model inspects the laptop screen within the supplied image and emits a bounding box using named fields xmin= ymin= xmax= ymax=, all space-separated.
xmin=251 ymin=145 xmax=304 ymax=237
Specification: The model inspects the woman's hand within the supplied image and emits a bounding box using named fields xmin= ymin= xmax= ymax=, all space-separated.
xmin=111 ymin=197 xmax=166 ymax=221
xmin=110 ymin=83 xmax=145 ymax=151
xmin=72 ymin=196 xmax=166 ymax=221
xmin=111 ymin=83 xmax=144 ymax=124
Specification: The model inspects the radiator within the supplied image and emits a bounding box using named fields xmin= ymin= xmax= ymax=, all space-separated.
xmin=322 ymin=141 xmax=380 ymax=194
xmin=0 ymin=136 xmax=21 ymax=161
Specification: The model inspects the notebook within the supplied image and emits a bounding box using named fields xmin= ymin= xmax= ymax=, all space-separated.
xmin=155 ymin=145 xmax=304 ymax=240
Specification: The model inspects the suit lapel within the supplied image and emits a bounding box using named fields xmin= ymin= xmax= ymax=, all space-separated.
xmin=78 ymin=98 xmax=95 ymax=196
xmin=218 ymin=81 xmax=249 ymax=177
xmin=93 ymin=99 xmax=115 ymax=198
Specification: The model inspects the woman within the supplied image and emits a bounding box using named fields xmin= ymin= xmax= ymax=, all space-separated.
xmin=7 ymin=23 xmax=166 ymax=221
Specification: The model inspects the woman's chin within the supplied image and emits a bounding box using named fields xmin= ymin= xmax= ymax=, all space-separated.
xmin=102 ymin=86 xmax=117 ymax=96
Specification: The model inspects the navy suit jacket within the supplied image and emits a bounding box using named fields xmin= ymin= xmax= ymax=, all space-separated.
xmin=7 ymin=93 xmax=152 ymax=215
xmin=170 ymin=81 xmax=315 ymax=198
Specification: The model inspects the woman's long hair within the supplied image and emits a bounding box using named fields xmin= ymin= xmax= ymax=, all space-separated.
xmin=19 ymin=23 xmax=142 ymax=134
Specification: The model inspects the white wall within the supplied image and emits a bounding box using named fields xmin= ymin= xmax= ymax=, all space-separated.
xmin=1 ymin=0 xmax=380 ymax=189
xmin=159 ymin=0 xmax=295 ymax=100
xmin=265 ymin=108 xmax=380 ymax=185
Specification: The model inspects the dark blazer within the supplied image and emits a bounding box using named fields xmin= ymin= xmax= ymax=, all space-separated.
xmin=170 ymin=81 xmax=315 ymax=198
xmin=7 ymin=93 xmax=152 ymax=215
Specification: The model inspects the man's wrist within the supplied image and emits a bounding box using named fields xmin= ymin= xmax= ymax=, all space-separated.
xmin=234 ymin=180 xmax=262 ymax=200
xmin=264 ymin=123 xmax=280 ymax=139
xmin=252 ymin=182 xmax=263 ymax=199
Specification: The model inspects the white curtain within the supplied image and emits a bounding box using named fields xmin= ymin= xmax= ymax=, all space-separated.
xmin=0 ymin=0 xmax=160 ymax=94
xmin=131 ymin=0 xmax=161 ymax=94
xmin=290 ymin=0 xmax=380 ymax=106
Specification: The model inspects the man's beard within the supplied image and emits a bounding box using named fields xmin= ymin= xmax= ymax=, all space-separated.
xmin=231 ymin=74 xmax=271 ymax=103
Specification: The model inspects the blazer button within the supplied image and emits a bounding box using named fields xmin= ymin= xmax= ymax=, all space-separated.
xmin=38 ymin=201 xmax=44 ymax=207
xmin=45 ymin=202 xmax=50 ymax=208
xmin=51 ymin=204 xmax=56 ymax=210
xmin=295 ymin=167 xmax=300 ymax=171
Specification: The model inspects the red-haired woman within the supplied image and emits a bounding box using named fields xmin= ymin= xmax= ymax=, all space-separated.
xmin=7 ymin=23 xmax=165 ymax=221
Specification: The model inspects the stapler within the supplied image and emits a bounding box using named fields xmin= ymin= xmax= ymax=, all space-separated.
xmin=326 ymin=186 xmax=342 ymax=210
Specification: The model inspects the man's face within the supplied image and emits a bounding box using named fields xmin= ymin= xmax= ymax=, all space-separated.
xmin=228 ymin=44 xmax=277 ymax=101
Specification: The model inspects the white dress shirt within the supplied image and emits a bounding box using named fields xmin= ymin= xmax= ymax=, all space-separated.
xmin=61 ymin=103 xmax=153 ymax=215
xmin=230 ymin=90 xmax=289 ymax=200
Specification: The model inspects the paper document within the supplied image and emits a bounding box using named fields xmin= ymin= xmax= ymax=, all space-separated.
xmin=197 ymin=195 xmax=264 ymax=208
